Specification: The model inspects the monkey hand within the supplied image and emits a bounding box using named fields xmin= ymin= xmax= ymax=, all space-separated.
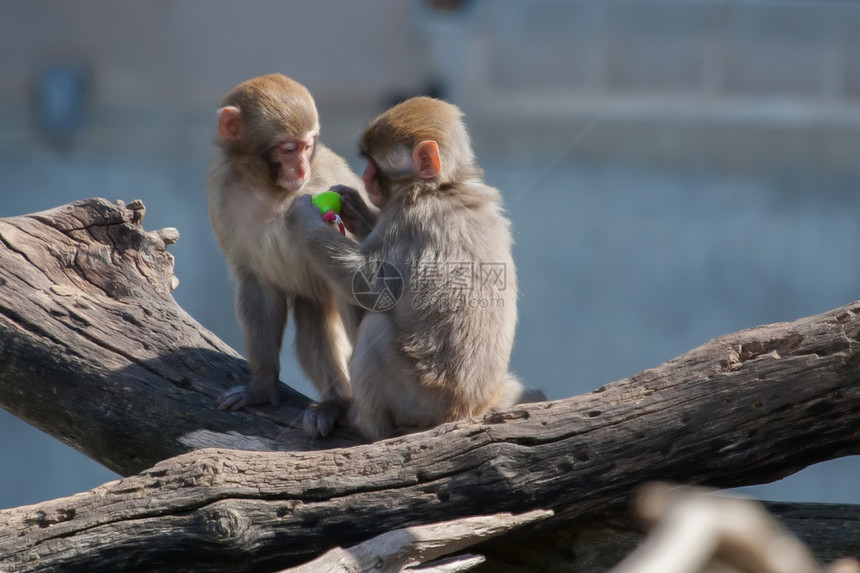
xmin=286 ymin=194 xmax=330 ymax=237
xmin=303 ymin=397 xmax=350 ymax=439
xmin=331 ymin=184 xmax=377 ymax=238
xmin=217 ymin=384 xmax=280 ymax=411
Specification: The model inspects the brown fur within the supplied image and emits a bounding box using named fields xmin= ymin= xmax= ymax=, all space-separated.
xmin=287 ymin=97 xmax=537 ymax=441
xmin=207 ymin=74 xmax=366 ymax=438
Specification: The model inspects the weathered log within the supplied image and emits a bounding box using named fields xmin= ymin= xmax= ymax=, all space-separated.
xmin=2 ymin=472 xmax=860 ymax=573
xmin=0 ymin=198 xmax=362 ymax=476
xmin=280 ymin=510 xmax=552 ymax=573
xmin=1 ymin=199 xmax=860 ymax=572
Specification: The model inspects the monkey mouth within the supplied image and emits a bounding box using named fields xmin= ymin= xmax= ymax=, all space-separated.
xmin=278 ymin=173 xmax=309 ymax=193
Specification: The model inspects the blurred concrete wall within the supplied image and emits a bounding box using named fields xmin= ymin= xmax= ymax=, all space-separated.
xmin=1 ymin=0 xmax=859 ymax=508
xmin=0 ymin=0 xmax=423 ymax=104
xmin=433 ymin=0 xmax=860 ymax=173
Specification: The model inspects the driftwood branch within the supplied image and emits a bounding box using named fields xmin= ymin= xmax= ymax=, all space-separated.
xmin=1 ymin=199 xmax=860 ymax=572
xmin=608 ymin=484 xmax=860 ymax=573
xmin=0 ymin=198 xmax=361 ymax=477
xmin=281 ymin=510 xmax=552 ymax=573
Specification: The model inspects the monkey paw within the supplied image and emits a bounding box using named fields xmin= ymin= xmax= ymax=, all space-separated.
xmin=303 ymin=398 xmax=349 ymax=439
xmin=217 ymin=385 xmax=279 ymax=411
xmin=285 ymin=194 xmax=325 ymax=232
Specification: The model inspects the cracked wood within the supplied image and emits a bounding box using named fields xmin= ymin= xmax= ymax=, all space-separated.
xmin=1 ymin=199 xmax=860 ymax=572
xmin=0 ymin=198 xmax=362 ymax=478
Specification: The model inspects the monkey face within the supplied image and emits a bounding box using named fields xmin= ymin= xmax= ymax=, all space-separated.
xmin=215 ymin=73 xmax=322 ymax=194
xmin=270 ymin=131 xmax=317 ymax=192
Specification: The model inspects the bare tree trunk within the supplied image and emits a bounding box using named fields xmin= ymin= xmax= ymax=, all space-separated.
xmin=0 ymin=198 xmax=362 ymax=477
xmin=1 ymin=199 xmax=859 ymax=572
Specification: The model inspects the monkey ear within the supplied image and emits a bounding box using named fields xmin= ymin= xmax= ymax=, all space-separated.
xmin=217 ymin=106 xmax=242 ymax=142
xmin=413 ymin=140 xmax=441 ymax=179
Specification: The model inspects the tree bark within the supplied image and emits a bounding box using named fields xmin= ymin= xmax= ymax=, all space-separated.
xmin=1 ymin=199 xmax=860 ymax=572
xmin=0 ymin=198 xmax=362 ymax=476
xmin=280 ymin=510 xmax=553 ymax=573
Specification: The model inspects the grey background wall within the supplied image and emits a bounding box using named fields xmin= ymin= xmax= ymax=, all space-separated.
xmin=1 ymin=0 xmax=859 ymax=508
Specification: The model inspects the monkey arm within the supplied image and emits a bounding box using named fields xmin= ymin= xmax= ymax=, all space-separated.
xmin=330 ymin=184 xmax=378 ymax=240
xmin=287 ymin=195 xmax=372 ymax=307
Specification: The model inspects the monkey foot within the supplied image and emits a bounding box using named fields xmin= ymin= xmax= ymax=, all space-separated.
xmin=216 ymin=385 xmax=279 ymax=411
xmin=303 ymin=398 xmax=349 ymax=439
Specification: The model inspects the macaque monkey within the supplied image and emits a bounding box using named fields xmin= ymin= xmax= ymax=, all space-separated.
xmin=207 ymin=73 xmax=368 ymax=438
xmin=287 ymin=96 xmax=533 ymax=441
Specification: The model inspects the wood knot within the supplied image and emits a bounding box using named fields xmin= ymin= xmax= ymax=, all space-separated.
xmin=198 ymin=503 xmax=249 ymax=542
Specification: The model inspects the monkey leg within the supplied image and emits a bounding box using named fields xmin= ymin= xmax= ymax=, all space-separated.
xmin=348 ymin=312 xmax=446 ymax=441
xmin=293 ymin=295 xmax=352 ymax=438
xmin=218 ymin=275 xmax=287 ymax=410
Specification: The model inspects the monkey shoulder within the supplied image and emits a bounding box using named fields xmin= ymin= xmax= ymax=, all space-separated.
xmin=409 ymin=184 xmax=511 ymax=243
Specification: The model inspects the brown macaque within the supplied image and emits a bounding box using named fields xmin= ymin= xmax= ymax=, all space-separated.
xmin=287 ymin=96 xmax=540 ymax=441
xmin=207 ymin=73 xmax=372 ymax=438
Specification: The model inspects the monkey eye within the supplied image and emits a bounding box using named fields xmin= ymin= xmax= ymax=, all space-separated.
xmin=279 ymin=139 xmax=314 ymax=155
